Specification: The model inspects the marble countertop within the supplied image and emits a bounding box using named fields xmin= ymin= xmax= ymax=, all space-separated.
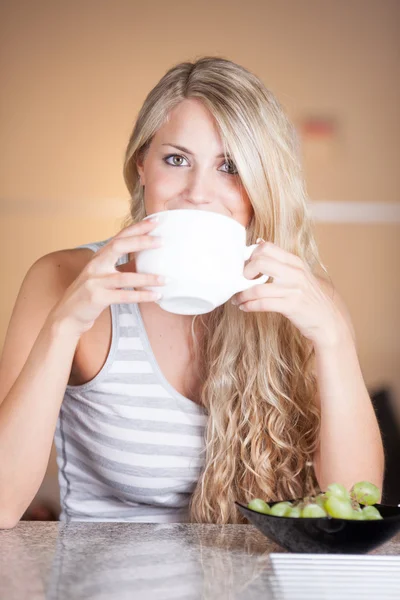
xmin=1 ymin=522 xmax=400 ymax=600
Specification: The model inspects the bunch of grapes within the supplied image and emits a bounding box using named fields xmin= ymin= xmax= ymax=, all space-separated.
xmin=247 ymin=481 xmax=382 ymax=520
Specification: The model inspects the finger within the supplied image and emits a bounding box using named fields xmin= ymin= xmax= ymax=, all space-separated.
xmin=115 ymin=217 xmax=159 ymax=239
xmin=252 ymin=241 xmax=306 ymax=269
xmin=244 ymin=256 xmax=295 ymax=282
xmin=100 ymin=271 xmax=166 ymax=289
xmin=89 ymin=234 xmax=163 ymax=274
xmin=232 ymin=283 xmax=289 ymax=306
xmin=105 ymin=288 xmax=162 ymax=304
xmin=238 ymin=296 xmax=290 ymax=314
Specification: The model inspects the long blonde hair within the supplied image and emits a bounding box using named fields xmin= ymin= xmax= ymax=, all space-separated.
xmin=122 ymin=56 xmax=326 ymax=523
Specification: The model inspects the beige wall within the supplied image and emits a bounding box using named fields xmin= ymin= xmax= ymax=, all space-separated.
xmin=315 ymin=224 xmax=400 ymax=405
xmin=1 ymin=0 xmax=399 ymax=509
xmin=2 ymin=0 xmax=399 ymax=205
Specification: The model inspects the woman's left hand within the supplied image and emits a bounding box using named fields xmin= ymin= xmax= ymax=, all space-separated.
xmin=231 ymin=241 xmax=350 ymax=349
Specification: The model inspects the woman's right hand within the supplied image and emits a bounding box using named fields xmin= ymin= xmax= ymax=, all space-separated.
xmin=50 ymin=217 xmax=164 ymax=337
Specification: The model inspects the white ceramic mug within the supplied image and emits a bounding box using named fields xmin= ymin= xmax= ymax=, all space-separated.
xmin=135 ymin=209 xmax=269 ymax=315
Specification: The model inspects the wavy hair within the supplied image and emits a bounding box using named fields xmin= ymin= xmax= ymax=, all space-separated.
xmin=122 ymin=56 xmax=327 ymax=523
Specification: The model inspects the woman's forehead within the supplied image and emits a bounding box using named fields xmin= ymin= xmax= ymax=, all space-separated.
xmin=151 ymin=100 xmax=225 ymax=154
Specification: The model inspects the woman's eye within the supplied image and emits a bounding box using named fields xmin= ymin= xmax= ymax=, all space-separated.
xmin=220 ymin=159 xmax=238 ymax=175
xmin=164 ymin=154 xmax=188 ymax=167
xmin=163 ymin=154 xmax=238 ymax=175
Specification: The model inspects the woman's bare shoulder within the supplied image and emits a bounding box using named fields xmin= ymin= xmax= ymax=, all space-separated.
xmin=32 ymin=247 xmax=97 ymax=292
xmin=0 ymin=247 xmax=99 ymax=405
xmin=49 ymin=247 xmax=96 ymax=271
xmin=22 ymin=248 xmax=97 ymax=296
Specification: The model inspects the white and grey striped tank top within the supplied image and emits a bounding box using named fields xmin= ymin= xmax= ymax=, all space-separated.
xmin=54 ymin=237 xmax=208 ymax=523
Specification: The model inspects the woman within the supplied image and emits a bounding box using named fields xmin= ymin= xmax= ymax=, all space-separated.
xmin=0 ymin=57 xmax=384 ymax=527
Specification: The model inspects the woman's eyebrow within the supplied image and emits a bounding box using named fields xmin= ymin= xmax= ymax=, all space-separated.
xmin=161 ymin=143 xmax=228 ymax=159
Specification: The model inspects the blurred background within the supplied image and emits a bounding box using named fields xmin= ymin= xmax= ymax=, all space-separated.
xmin=1 ymin=0 xmax=399 ymax=519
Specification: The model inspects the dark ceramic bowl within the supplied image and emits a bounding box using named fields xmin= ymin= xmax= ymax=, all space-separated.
xmin=235 ymin=500 xmax=400 ymax=554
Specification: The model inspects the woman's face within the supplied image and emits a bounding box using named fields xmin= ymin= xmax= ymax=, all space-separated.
xmin=137 ymin=98 xmax=254 ymax=228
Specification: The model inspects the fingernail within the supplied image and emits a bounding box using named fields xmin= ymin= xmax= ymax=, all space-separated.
xmin=256 ymin=237 xmax=265 ymax=244
xmin=149 ymin=216 xmax=159 ymax=223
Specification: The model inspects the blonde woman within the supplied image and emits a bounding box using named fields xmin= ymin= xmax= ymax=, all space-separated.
xmin=0 ymin=57 xmax=384 ymax=527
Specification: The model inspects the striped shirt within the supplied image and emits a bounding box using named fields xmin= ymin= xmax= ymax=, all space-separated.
xmin=54 ymin=237 xmax=208 ymax=522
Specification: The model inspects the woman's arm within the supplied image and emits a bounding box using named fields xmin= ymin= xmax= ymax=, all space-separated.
xmin=0 ymin=253 xmax=81 ymax=528
xmin=231 ymin=241 xmax=385 ymax=496
xmin=312 ymin=284 xmax=384 ymax=494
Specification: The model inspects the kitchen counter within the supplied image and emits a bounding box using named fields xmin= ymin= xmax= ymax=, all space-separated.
xmin=1 ymin=522 xmax=400 ymax=599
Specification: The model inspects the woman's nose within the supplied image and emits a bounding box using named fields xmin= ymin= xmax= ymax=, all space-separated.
xmin=184 ymin=171 xmax=213 ymax=206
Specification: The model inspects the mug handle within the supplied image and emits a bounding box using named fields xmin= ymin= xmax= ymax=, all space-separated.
xmin=234 ymin=244 xmax=270 ymax=293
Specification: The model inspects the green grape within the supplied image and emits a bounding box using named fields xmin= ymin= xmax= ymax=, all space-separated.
xmin=350 ymin=510 xmax=366 ymax=520
xmin=325 ymin=483 xmax=351 ymax=501
xmin=315 ymin=494 xmax=327 ymax=509
xmin=362 ymin=506 xmax=383 ymax=520
xmin=270 ymin=502 xmax=292 ymax=517
xmin=247 ymin=480 xmax=384 ymax=521
xmin=302 ymin=503 xmax=327 ymax=518
xmin=351 ymin=481 xmax=380 ymax=506
xmin=325 ymin=495 xmax=354 ymax=519
xmin=288 ymin=506 xmax=302 ymax=518
xmin=247 ymin=499 xmax=270 ymax=514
